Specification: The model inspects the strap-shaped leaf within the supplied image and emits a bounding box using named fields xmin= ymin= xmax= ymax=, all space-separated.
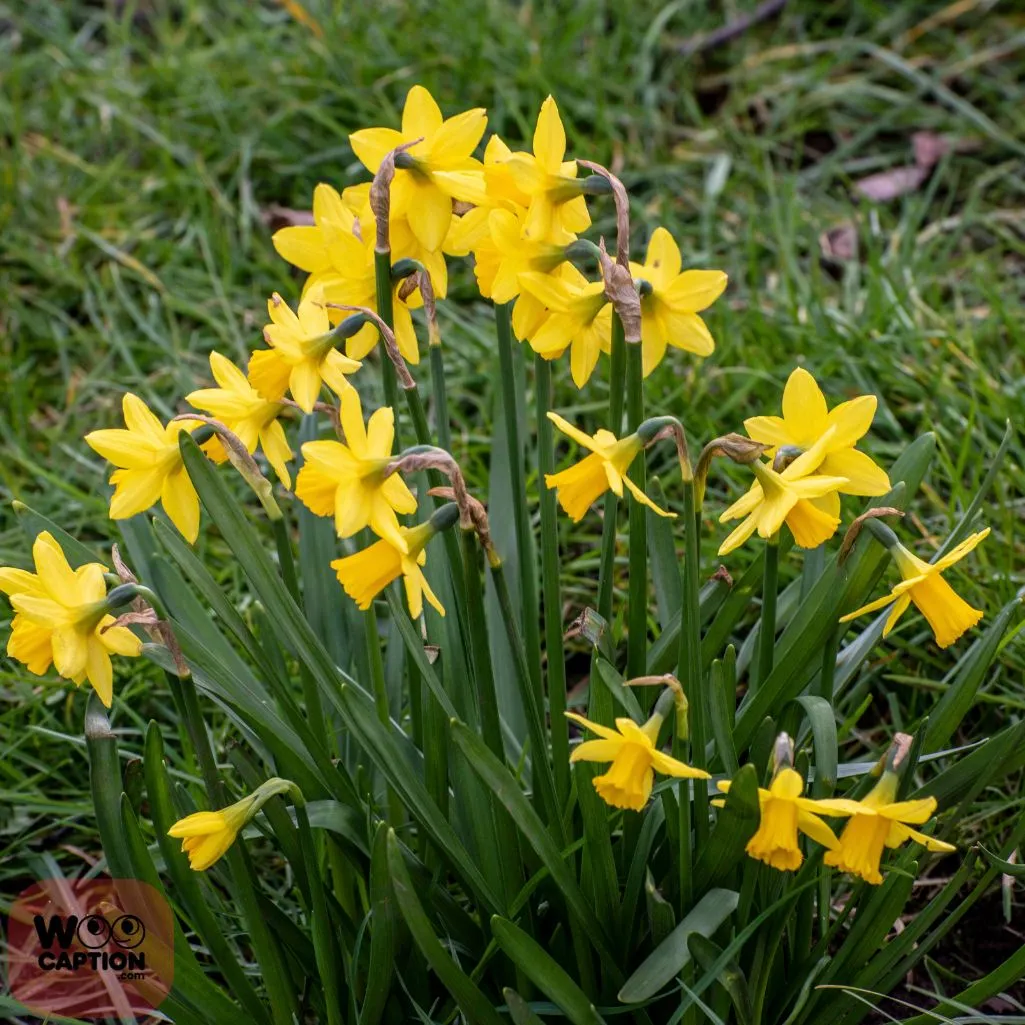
xmin=492 ymin=915 xmax=607 ymax=1025
xmin=386 ymin=829 xmax=505 ymax=1025
xmin=619 ymin=888 xmax=740 ymax=1003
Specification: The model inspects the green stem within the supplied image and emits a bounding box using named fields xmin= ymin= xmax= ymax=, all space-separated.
xmin=273 ymin=515 xmax=328 ymax=747
xmin=625 ymin=338 xmax=646 ymax=679
xmin=678 ymin=481 xmax=709 ymax=846
xmin=490 ymin=558 xmax=563 ymax=842
xmin=534 ymin=354 xmax=569 ymax=802
xmin=495 ymin=302 xmax=542 ymax=696
xmin=460 ymin=529 xmax=503 ymax=756
xmin=374 ymin=249 xmax=400 ymax=425
xmin=461 ymin=527 xmax=525 ymax=913
xmin=430 ymin=342 xmax=452 ymax=452
xmin=818 ymin=624 xmax=839 ymax=703
xmin=596 ymin=314 xmax=627 ymax=622
xmin=365 ymin=602 xmax=402 ymax=824
xmin=755 ymin=537 xmax=780 ymax=691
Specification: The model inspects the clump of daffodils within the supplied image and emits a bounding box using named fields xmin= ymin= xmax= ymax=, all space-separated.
xmin=1 ymin=86 xmax=999 ymax=1023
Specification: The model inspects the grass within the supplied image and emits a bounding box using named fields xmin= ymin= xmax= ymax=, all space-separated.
xmin=2 ymin=0 xmax=1024 ymax=1007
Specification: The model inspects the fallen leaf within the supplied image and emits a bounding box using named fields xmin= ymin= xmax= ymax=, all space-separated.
xmin=854 ymin=166 xmax=929 ymax=203
xmin=820 ymin=222 xmax=859 ymax=263
xmin=912 ymin=131 xmax=951 ymax=169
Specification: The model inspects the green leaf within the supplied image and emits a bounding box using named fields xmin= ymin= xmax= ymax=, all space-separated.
xmin=591 ymin=657 xmax=644 ymax=726
xmin=645 ymin=870 xmax=676 ymax=948
xmin=504 ymin=989 xmax=546 ymax=1025
xmin=386 ymin=830 xmax=505 ymax=1025
xmin=924 ymin=586 xmax=1024 ymax=753
xmin=620 ymin=801 xmax=665 ymax=953
xmin=451 ymin=720 xmax=617 ymax=967
xmin=361 ymin=824 xmax=398 ymax=1025
xmin=687 ymin=934 xmax=751 ymax=1025
xmin=85 ymin=694 xmax=134 ymax=880
xmin=792 ymin=695 xmax=838 ymax=791
xmin=492 ymin=916 xmax=607 ymax=1025
xmin=618 ymin=888 xmax=740 ymax=1003
xmin=647 ymin=476 xmax=681 ymax=629
xmin=708 ymin=648 xmax=740 ymax=776
xmin=693 ymin=764 xmax=759 ymax=891
xmin=978 ymin=844 xmax=1025 ymax=876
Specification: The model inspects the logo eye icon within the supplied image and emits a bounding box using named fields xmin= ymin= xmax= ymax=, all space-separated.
xmin=76 ymin=915 xmax=112 ymax=949
xmin=111 ymin=914 xmax=146 ymax=949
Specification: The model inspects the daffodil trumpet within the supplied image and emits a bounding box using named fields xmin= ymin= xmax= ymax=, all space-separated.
xmin=545 ymin=412 xmax=678 ymax=522
xmin=167 ymin=777 xmax=302 ymax=872
xmin=841 ymin=521 xmax=989 ymax=648
xmin=566 ymin=684 xmax=709 ymax=812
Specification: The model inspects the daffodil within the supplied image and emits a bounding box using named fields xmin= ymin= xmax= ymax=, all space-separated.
xmin=566 ymin=709 xmax=708 ymax=811
xmin=186 ymin=351 xmax=294 ymax=487
xmin=249 ymin=288 xmax=362 ymax=414
xmin=479 ymin=208 xmax=569 ymax=302
xmin=349 ymin=85 xmax=487 ymax=251
xmin=717 ymin=767 xmax=856 ymax=871
xmin=822 ymin=772 xmax=955 ymax=885
xmin=341 ymin=181 xmax=449 ymax=298
xmin=718 ymin=431 xmax=849 ymax=555
xmin=272 ymin=184 xmax=425 ymax=365
xmin=545 ymin=412 xmax=672 ymax=523
xmin=295 ymin=389 xmax=415 ymax=551
xmin=167 ymin=778 xmax=294 ymax=872
xmin=332 ymin=520 xmax=444 ymax=619
xmin=840 ymin=529 xmax=988 ymax=648
xmin=501 ymin=96 xmax=590 ymax=243
xmin=628 ymin=227 xmax=728 ymax=377
xmin=85 ymin=394 xmax=203 ymax=543
xmin=519 ymin=267 xmax=611 ymax=388
xmin=0 ymin=532 xmax=141 ymax=706
xmin=744 ymin=368 xmax=890 ymax=497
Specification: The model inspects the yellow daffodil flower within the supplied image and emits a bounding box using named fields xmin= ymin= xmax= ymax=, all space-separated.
xmin=478 ymin=208 xmax=569 ymax=302
xmin=841 ymin=529 xmax=989 ymax=648
xmin=744 ymin=367 xmax=890 ymax=497
xmin=349 ymin=85 xmax=487 ymax=251
xmin=167 ymin=778 xmax=294 ymax=872
xmin=186 ymin=351 xmax=294 ymax=488
xmin=444 ymin=134 xmax=534 ymax=257
xmin=718 ymin=430 xmax=849 ymax=555
xmin=295 ymin=389 xmax=415 ymax=551
xmin=85 ymin=394 xmax=204 ymax=543
xmin=332 ymin=520 xmax=444 ymax=619
xmin=545 ymin=412 xmax=672 ymax=523
xmin=501 ymin=96 xmax=590 ymax=243
xmin=822 ymin=772 xmax=955 ymax=885
xmin=566 ymin=709 xmax=708 ymax=811
xmin=249 ymin=288 xmax=362 ymax=413
xmin=341 ymin=181 xmax=449 ymax=298
xmin=628 ymin=227 xmax=728 ymax=377
xmin=717 ymin=767 xmax=856 ymax=871
xmin=272 ymin=184 xmax=425 ymax=364
xmin=0 ymin=532 xmax=141 ymax=706
xmin=519 ymin=266 xmax=611 ymax=388
xmin=167 ymin=805 xmax=251 ymax=872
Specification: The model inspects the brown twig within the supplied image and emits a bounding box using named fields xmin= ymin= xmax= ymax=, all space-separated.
xmin=370 ymin=139 xmax=423 ymax=253
xmin=838 ymin=507 xmax=905 ymax=565
xmin=325 ymin=303 xmax=415 ymax=389
xmin=577 ymin=160 xmax=631 ymax=267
